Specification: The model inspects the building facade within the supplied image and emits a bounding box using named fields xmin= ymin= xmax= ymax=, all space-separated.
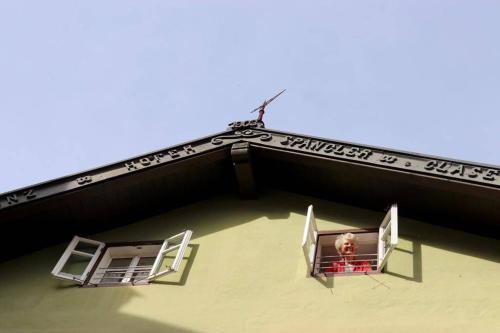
xmin=1 ymin=120 xmax=499 ymax=332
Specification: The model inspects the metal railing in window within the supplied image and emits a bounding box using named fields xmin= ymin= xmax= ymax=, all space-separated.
xmin=92 ymin=265 xmax=155 ymax=284
xmin=315 ymin=253 xmax=378 ymax=274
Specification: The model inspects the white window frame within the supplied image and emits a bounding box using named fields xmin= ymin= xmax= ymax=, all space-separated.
xmin=302 ymin=203 xmax=398 ymax=276
xmin=52 ymin=230 xmax=193 ymax=287
xmin=51 ymin=236 xmax=105 ymax=285
xmin=143 ymin=230 xmax=193 ymax=282
xmin=377 ymin=203 xmax=398 ymax=271
xmin=302 ymin=205 xmax=318 ymax=276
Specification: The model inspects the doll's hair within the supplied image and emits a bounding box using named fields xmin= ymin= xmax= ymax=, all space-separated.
xmin=335 ymin=233 xmax=358 ymax=254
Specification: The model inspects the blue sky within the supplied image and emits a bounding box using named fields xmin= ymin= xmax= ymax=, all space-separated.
xmin=1 ymin=1 xmax=499 ymax=193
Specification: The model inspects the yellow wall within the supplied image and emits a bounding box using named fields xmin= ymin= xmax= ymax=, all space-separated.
xmin=1 ymin=190 xmax=499 ymax=333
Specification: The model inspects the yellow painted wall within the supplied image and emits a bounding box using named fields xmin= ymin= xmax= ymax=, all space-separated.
xmin=1 ymin=190 xmax=499 ymax=333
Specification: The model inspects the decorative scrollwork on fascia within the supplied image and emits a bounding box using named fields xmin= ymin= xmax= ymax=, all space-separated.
xmin=211 ymin=130 xmax=273 ymax=145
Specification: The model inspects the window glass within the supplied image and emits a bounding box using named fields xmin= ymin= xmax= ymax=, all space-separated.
xmin=60 ymin=254 xmax=93 ymax=277
xmin=131 ymin=257 xmax=156 ymax=282
xmin=100 ymin=258 xmax=133 ymax=284
xmin=74 ymin=242 xmax=100 ymax=256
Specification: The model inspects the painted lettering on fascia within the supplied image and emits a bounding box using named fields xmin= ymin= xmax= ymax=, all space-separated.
xmin=279 ymin=136 xmax=373 ymax=160
xmin=0 ymin=145 xmax=201 ymax=209
xmin=124 ymin=145 xmax=197 ymax=172
xmin=76 ymin=176 xmax=93 ymax=185
xmin=278 ymin=135 xmax=499 ymax=185
xmin=0 ymin=188 xmax=38 ymax=208
xmin=424 ymin=160 xmax=499 ymax=182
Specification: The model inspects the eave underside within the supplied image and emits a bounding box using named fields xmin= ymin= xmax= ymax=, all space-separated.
xmin=1 ymin=128 xmax=499 ymax=261
xmin=252 ymin=146 xmax=500 ymax=237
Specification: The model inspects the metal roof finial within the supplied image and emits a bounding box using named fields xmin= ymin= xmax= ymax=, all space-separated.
xmin=251 ymin=89 xmax=286 ymax=122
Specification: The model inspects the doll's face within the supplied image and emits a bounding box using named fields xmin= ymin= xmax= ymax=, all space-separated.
xmin=340 ymin=239 xmax=356 ymax=257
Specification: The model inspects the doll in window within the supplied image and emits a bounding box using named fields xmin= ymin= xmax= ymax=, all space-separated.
xmin=324 ymin=233 xmax=373 ymax=273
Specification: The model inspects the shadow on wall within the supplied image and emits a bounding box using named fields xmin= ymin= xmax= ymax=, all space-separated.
xmin=293 ymin=190 xmax=500 ymax=266
xmin=314 ymin=274 xmax=334 ymax=289
xmin=2 ymin=189 xmax=500 ymax=331
xmin=385 ymin=234 xmax=423 ymax=283
xmin=94 ymin=188 xmax=500 ymax=267
xmin=0 ymin=248 xmax=203 ymax=333
xmin=154 ymin=244 xmax=199 ymax=286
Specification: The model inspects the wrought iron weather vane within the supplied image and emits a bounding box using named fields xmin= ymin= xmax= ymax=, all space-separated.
xmin=251 ymin=89 xmax=286 ymax=122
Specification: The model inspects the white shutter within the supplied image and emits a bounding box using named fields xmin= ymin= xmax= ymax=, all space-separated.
xmin=378 ymin=204 xmax=398 ymax=271
xmin=51 ymin=236 xmax=105 ymax=284
xmin=302 ymin=205 xmax=318 ymax=275
xmin=144 ymin=230 xmax=192 ymax=282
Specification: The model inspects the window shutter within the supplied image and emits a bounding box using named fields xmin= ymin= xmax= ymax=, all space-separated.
xmin=144 ymin=230 xmax=193 ymax=282
xmin=51 ymin=236 xmax=105 ymax=284
xmin=377 ymin=204 xmax=398 ymax=271
xmin=302 ymin=205 xmax=318 ymax=275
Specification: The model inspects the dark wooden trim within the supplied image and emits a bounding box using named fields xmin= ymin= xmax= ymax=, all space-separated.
xmin=0 ymin=131 xmax=234 ymax=211
xmin=2 ymin=126 xmax=500 ymax=262
xmin=2 ymin=127 xmax=499 ymax=212
xmin=318 ymin=228 xmax=379 ymax=235
xmin=105 ymin=240 xmax=164 ymax=247
xmin=231 ymin=142 xmax=257 ymax=199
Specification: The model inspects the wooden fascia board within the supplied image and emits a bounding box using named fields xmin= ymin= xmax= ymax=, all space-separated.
xmin=208 ymin=128 xmax=500 ymax=191
xmin=0 ymin=130 xmax=235 ymax=212
xmin=1 ymin=126 xmax=499 ymax=212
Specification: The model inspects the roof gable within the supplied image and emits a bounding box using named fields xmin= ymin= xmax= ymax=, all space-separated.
xmin=1 ymin=121 xmax=499 ymax=260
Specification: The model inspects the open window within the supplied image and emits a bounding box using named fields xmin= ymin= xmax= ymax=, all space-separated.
xmin=52 ymin=230 xmax=193 ymax=287
xmin=302 ymin=204 xmax=398 ymax=276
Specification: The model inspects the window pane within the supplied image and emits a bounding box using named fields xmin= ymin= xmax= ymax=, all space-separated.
xmin=74 ymin=242 xmax=100 ymax=255
xmin=60 ymin=254 xmax=92 ymax=277
xmin=100 ymin=258 xmax=133 ymax=284
xmin=131 ymin=257 xmax=156 ymax=282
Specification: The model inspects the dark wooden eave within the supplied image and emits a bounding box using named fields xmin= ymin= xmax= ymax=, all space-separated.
xmin=1 ymin=120 xmax=499 ymax=261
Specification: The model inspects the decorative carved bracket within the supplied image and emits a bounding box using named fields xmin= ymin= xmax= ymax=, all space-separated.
xmin=231 ymin=142 xmax=257 ymax=199
xmin=211 ymin=129 xmax=272 ymax=145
